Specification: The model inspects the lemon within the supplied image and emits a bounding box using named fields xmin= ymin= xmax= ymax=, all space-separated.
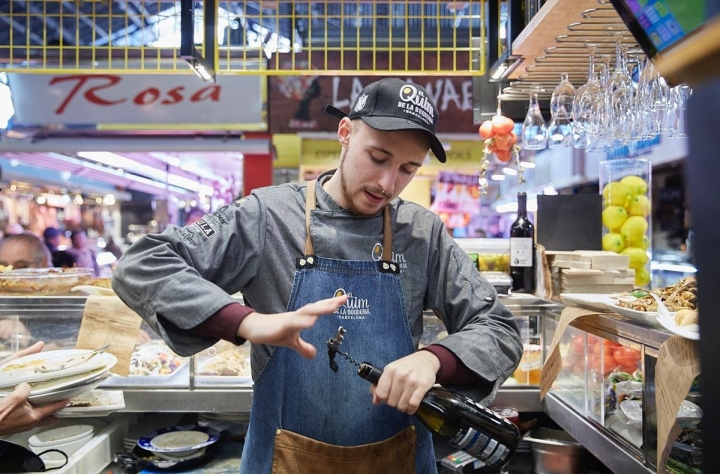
xmin=602 ymin=182 xmax=632 ymax=208
xmin=602 ymin=232 xmax=626 ymax=253
xmin=620 ymin=216 xmax=648 ymax=242
xmin=602 ymin=206 xmax=628 ymax=231
xmin=620 ymin=175 xmax=649 ymax=196
xmin=627 ymin=195 xmax=651 ymax=217
xmin=627 ymin=235 xmax=651 ymax=250
xmin=621 ymin=246 xmax=649 ymax=270
xmin=635 ymin=267 xmax=651 ymax=287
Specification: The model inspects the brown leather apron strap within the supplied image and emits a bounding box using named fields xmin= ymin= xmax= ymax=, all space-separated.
xmin=304 ymin=180 xmax=317 ymax=256
xmin=303 ymin=179 xmax=393 ymax=260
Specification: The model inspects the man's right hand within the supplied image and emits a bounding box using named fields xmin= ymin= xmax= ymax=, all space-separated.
xmin=0 ymin=383 xmax=69 ymax=436
xmin=236 ymin=295 xmax=348 ymax=359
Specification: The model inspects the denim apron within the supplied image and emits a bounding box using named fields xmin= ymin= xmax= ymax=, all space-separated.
xmin=239 ymin=180 xmax=437 ymax=474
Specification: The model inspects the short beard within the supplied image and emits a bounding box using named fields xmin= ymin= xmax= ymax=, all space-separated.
xmin=338 ymin=148 xmax=361 ymax=215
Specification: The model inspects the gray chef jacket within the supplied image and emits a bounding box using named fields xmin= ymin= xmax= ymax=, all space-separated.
xmin=112 ymin=172 xmax=523 ymax=402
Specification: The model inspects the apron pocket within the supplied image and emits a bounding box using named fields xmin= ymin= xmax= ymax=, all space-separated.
xmin=271 ymin=426 xmax=417 ymax=474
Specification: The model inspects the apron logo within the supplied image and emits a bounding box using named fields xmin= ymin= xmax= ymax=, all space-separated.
xmin=333 ymin=288 xmax=370 ymax=320
xmin=196 ymin=218 xmax=215 ymax=237
xmin=370 ymin=243 xmax=408 ymax=271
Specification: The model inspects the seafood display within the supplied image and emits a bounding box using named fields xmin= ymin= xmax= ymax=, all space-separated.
xmin=616 ymin=276 xmax=697 ymax=312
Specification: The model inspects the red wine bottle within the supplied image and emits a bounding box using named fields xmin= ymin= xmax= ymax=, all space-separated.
xmin=510 ymin=192 xmax=536 ymax=293
xmin=358 ymin=362 xmax=519 ymax=472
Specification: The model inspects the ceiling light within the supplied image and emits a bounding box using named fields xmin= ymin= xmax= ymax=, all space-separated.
xmin=502 ymin=167 xmax=518 ymax=176
xmin=491 ymin=174 xmax=506 ymax=181
xmin=519 ymin=161 xmax=536 ymax=169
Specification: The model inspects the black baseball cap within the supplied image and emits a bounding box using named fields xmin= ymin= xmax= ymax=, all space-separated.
xmin=325 ymin=78 xmax=446 ymax=163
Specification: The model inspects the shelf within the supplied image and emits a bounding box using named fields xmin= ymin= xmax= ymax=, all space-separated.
xmin=121 ymin=388 xmax=253 ymax=413
xmin=544 ymin=392 xmax=654 ymax=474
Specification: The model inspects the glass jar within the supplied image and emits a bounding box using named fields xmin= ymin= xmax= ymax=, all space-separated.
xmin=599 ymin=159 xmax=652 ymax=288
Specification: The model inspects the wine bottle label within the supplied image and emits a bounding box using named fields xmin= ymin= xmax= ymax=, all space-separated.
xmin=510 ymin=238 xmax=533 ymax=267
xmin=450 ymin=427 xmax=508 ymax=467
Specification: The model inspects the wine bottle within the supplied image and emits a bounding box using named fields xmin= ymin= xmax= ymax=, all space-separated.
xmin=358 ymin=363 xmax=519 ymax=472
xmin=510 ymin=192 xmax=536 ymax=293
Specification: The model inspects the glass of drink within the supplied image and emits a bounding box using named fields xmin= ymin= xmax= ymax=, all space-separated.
xmin=492 ymin=406 xmax=520 ymax=473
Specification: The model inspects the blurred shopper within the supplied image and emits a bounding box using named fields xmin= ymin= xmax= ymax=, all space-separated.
xmin=43 ymin=227 xmax=62 ymax=253
xmin=4 ymin=223 xmax=24 ymax=236
xmin=0 ymin=233 xmax=52 ymax=269
xmin=185 ymin=207 xmax=205 ymax=226
xmin=66 ymin=229 xmax=100 ymax=276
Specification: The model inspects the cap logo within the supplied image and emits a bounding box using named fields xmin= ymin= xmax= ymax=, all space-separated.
xmin=354 ymin=93 xmax=369 ymax=112
xmin=398 ymin=84 xmax=435 ymax=128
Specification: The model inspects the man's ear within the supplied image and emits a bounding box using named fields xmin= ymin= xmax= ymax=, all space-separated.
xmin=338 ymin=117 xmax=352 ymax=147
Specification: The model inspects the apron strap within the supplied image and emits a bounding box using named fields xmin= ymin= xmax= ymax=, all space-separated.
xmin=304 ymin=180 xmax=317 ymax=256
xmin=381 ymin=206 xmax=392 ymax=261
xmin=303 ymin=179 xmax=393 ymax=261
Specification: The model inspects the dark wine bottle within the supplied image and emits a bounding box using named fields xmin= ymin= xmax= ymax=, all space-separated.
xmin=358 ymin=363 xmax=519 ymax=472
xmin=510 ymin=192 xmax=536 ymax=293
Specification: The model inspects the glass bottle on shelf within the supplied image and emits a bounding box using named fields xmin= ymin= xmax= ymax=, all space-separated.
xmin=510 ymin=192 xmax=536 ymax=293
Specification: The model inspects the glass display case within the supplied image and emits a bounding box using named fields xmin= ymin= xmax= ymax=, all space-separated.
xmin=543 ymin=305 xmax=703 ymax=473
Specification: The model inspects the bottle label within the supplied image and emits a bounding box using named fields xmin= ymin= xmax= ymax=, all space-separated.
xmin=510 ymin=238 xmax=533 ymax=267
xmin=449 ymin=427 xmax=508 ymax=467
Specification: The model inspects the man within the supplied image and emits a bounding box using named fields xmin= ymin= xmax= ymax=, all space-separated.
xmin=0 ymin=233 xmax=52 ymax=269
xmin=113 ymin=78 xmax=522 ymax=473
xmin=66 ymin=229 xmax=100 ymax=276
xmin=0 ymin=342 xmax=69 ymax=435
xmin=43 ymin=227 xmax=62 ymax=254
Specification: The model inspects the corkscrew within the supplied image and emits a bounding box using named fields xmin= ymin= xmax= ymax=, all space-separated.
xmin=326 ymin=326 xmax=383 ymax=384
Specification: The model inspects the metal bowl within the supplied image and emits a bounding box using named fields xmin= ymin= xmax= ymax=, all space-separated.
xmin=524 ymin=428 xmax=587 ymax=474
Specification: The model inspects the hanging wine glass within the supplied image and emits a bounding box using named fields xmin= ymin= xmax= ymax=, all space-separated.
xmin=587 ymin=61 xmax=610 ymax=152
xmin=572 ymin=44 xmax=600 ymax=149
xmin=673 ymin=84 xmax=692 ymax=139
xmin=607 ymin=30 xmax=634 ymax=145
xmin=521 ymin=86 xmax=547 ymax=150
xmin=548 ymin=73 xmax=575 ymax=148
xmin=637 ymin=57 xmax=662 ymax=138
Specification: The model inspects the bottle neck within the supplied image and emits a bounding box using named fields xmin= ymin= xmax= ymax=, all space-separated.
xmin=517 ymin=194 xmax=527 ymax=217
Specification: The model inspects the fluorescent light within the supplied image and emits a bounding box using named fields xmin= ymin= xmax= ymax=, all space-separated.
xmin=502 ymin=167 xmax=518 ymax=176
xmin=519 ymin=161 xmax=536 ymax=169
xmin=199 ymin=184 xmax=215 ymax=196
xmin=78 ymin=151 xmax=167 ymax=182
xmin=491 ymin=174 xmax=506 ymax=181
xmin=495 ymin=199 xmax=538 ymax=213
xmin=167 ymin=174 xmax=201 ymax=193
xmin=491 ymin=63 xmax=508 ymax=80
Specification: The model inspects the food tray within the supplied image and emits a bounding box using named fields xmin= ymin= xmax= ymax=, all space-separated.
xmin=0 ymin=268 xmax=94 ymax=296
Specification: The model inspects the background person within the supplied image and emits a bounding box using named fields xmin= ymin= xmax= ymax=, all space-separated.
xmin=66 ymin=230 xmax=100 ymax=276
xmin=0 ymin=233 xmax=52 ymax=269
xmin=113 ymin=78 xmax=522 ymax=473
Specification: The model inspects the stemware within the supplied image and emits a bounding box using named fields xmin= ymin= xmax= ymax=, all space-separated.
xmin=521 ymin=87 xmax=547 ymax=150
xmin=673 ymin=84 xmax=692 ymax=139
xmin=548 ymin=73 xmax=575 ymax=148
xmin=572 ymin=44 xmax=601 ymax=149
xmin=606 ymin=30 xmax=634 ymax=145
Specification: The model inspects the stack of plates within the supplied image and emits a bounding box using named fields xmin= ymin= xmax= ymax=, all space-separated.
xmin=137 ymin=425 xmax=221 ymax=461
xmin=0 ymin=348 xmax=117 ymax=404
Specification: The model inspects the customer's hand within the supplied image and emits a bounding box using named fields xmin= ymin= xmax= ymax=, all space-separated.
xmin=0 ymin=383 xmax=69 ymax=435
xmin=237 ymin=295 xmax=348 ymax=359
xmin=1 ymin=340 xmax=44 ymax=365
xmin=0 ymin=341 xmax=70 ymax=435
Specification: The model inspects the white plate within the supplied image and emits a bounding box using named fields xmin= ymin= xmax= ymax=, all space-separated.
xmin=0 ymin=366 xmax=112 ymax=398
xmin=560 ymin=293 xmax=617 ymax=312
xmin=56 ymin=390 xmax=125 ymax=418
xmin=604 ymin=303 xmax=664 ymax=327
xmin=29 ymin=375 xmax=108 ymax=405
xmin=0 ymin=349 xmax=117 ymax=389
xmin=656 ymin=312 xmax=700 ymax=340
